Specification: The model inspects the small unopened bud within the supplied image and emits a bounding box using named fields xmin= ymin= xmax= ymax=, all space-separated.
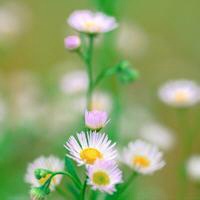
xmin=85 ymin=110 xmax=109 ymax=131
xmin=30 ymin=187 xmax=47 ymax=200
xmin=117 ymin=60 xmax=139 ymax=83
xmin=64 ymin=35 xmax=81 ymax=50
xmin=34 ymin=169 xmax=50 ymax=180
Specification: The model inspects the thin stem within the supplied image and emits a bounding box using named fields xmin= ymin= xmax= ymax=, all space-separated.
xmin=86 ymin=34 xmax=94 ymax=109
xmin=81 ymin=176 xmax=88 ymax=200
xmin=117 ymin=172 xmax=138 ymax=199
xmin=53 ymin=171 xmax=82 ymax=190
xmin=106 ymin=172 xmax=137 ymax=200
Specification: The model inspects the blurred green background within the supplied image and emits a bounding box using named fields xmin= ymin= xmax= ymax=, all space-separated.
xmin=0 ymin=0 xmax=200 ymax=199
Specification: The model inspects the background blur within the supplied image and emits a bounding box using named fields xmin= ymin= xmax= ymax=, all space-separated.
xmin=0 ymin=0 xmax=200 ymax=199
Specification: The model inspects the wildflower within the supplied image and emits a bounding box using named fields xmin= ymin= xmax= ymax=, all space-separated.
xmin=85 ymin=110 xmax=109 ymax=131
xmin=60 ymin=70 xmax=88 ymax=94
xmin=121 ymin=140 xmax=165 ymax=174
xmin=64 ymin=35 xmax=81 ymax=50
xmin=25 ymin=155 xmax=64 ymax=191
xmin=186 ymin=156 xmax=200 ymax=182
xmin=117 ymin=22 xmax=148 ymax=58
xmin=68 ymin=10 xmax=118 ymax=34
xmin=90 ymin=91 xmax=112 ymax=112
xmin=87 ymin=160 xmax=122 ymax=194
xmin=139 ymin=123 xmax=175 ymax=151
xmin=158 ymin=80 xmax=200 ymax=107
xmin=65 ymin=131 xmax=117 ymax=166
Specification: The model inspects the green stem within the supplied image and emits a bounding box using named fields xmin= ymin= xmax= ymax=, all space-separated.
xmin=116 ymin=172 xmax=138 ymax=199
xmin=81 ymin=177 xmax=88 ymax=200
xmin=106 ymin=172 xmax=137 ymax=200
xmin=176 ymin=109 xmax=190 ymax=200
xmin=53 ymin=171 xmax=82 ymax=190
xmin=85 ymin=34 xmax=94 ymax=110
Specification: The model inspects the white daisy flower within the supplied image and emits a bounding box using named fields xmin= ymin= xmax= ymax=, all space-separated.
xmin=65 ymin=131 xmax=117 ymax=166
xmin=186 ymin=156 xmax=200 ymax=182
xmin=25 ymin=155 xmax=64 ymax=191
xmin=68 ymin=10 xmax=118 ymax=34
xmin=117 ymin=22 xmax=148 ymax=58
xmin=158 ymin=80 xmax=200 ymax=107
xmin=60 ymin=70 xmax=88 ymax=95
xmin=121 ymin=140 xmax=165 ymax=175
xmin=139 ymin=123 xmax=175 ymax=151
xmin=91 ymin=91 xmax=112 ymax=112
xmin=87 ymin=160 xmax=123 ymax=194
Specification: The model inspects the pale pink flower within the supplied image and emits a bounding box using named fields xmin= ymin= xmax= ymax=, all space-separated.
xmin=67 ymin=10 xmax=118 ymax=34
xmin=64 ymin=35 xmax=81 ymax=50
xmin=87 ymin=160 xmax=123 ymax=194
xmin=85 ymin=110 xmax=109 ymax=130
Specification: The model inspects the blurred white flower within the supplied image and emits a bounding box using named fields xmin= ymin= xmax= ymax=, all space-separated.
xmin=120 ymin=105 xmax=153 ymax=137
xmin=0 ymin=2 xmax=30 ymax=43
xmin=121 ymin=140 xmax=165 ymax=175
xmin=139 ymin=123 xmax=175 ymax=151
xmin=25 ymin=155 xmax=64 ymax=191
xmin=186 ymin=156 xmax=200 ymax=182
xmin=117 ymin=22 xmax=148 ymax=58
xmin=158 ymin=80 xmax=200 ymax=107
xmin=68 ymin=10 xmax=118 ymax=34
xmin=0 ymin=99 xmax=6 ymax=122
xmin=60 ymin=70 xmax=88 ymax=95
xmin=91 ymin=91 xmax=112 ymax=112
xmin=69 ymin=91 xmax=112 ymax=114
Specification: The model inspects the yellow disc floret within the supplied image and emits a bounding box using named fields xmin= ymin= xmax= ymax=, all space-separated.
xmin=92 ymin=171 xmax=110 ymax=186
xmin=174 ymin=90 xmax=189 ymax=103
xmin=133 ymin=155 xmax=150 ymax=168
xmin=80 ymin=148 xmax=102 ymax=164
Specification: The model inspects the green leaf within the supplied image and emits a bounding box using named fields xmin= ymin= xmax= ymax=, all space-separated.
xmin=64 ymin=157 xmax=81 ymax=187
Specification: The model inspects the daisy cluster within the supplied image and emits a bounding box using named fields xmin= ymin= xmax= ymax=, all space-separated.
xmin=24 ymin=9 xmax=164 ymax=200
xmin=25 ymin=110 xmax=165 ymax=199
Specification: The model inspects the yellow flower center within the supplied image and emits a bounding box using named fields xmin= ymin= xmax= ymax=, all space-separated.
xmin=38 ymin=174 xmax=56 ymax=185
xmin=133 ymin=155 xmax=150 ymax=168
xmin=84 ymin=21 xmax=100 ymax=32
xmin=174 ymin=90 xmax=189 ymax=103
xmin=80 ymin=148 xmax=102 ymax=164
xmin=92 ymin=171 xmax=110 ymax=186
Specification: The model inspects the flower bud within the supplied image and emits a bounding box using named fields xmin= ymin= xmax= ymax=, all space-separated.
xmin=64 ymin=35 xmax=81 ymax=50
xmin=30 ymin=187 xmax=47 ymax=200
xmin=85 ymin=110 xmax=109 ymax=131
xmin=117 ymin=60 xmax=139 ymax=83
xmin=34 ymin=169 xmax=50 ymax=180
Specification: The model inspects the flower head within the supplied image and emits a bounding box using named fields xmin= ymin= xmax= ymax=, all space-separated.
xmin=121 ymin=140 xmax=165 ymax=175
xmin=186 ymin=156 xmax=200 ymax=182
xmin=68 ymin=10 xmax=118 ymax=34
xmin=87 ymin=160 xmax=123 ymax=194
xmin=85 ymin=110 xmax=109 ymax=131
xmin=65 ymin=131 xmax=117 ymax=166
xmin=64 ymin=35 xmax=81 ymax=50
xmin=139 ymin=123 xmax=175 ymax=151
xmin=60 ymin=70 xmax=88 ymax=94
xmin=25 ymin=155 xmax=64 ymax=191
xmin=90 ymin=91 xmax=112 ymax=112
xmin=158 ymin=80 xmax=200 ymax=107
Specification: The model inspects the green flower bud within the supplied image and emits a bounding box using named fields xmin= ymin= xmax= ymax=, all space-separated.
xmin=34 ymin=169 xmax=51 ymax=180
xmin=30 ymin=187 xmax=47 ymax=200
xmin=117 ymin=60 xmax=139 ymax=84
